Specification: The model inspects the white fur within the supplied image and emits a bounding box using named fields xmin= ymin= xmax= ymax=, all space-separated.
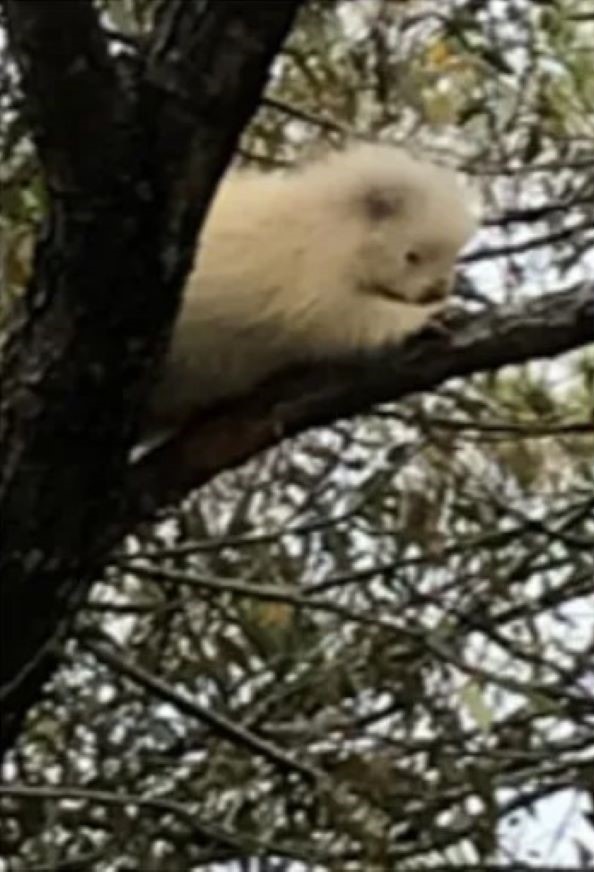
xmin=148 ymin=144 xmax=476 ymax=426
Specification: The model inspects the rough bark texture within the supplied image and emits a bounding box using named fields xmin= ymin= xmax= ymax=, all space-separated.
xmin=0 ymin=0 xmax=303 ymax=755
xmin=130 ymin=283 xmax=594 ymax=512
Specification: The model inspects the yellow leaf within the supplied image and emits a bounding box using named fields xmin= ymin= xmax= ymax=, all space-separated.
xmin=422 ymin=89 xmax=459 ymax=125
xmin=426 ymin=39 xmax=453 ymax=69
xmin=256 ymin=601 xmax=294 ymax=630
xmin=460 ymin=680 xmax=493 ymax=731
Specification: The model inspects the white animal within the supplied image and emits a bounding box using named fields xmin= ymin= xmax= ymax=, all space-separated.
xmin=148 ymin=143 xmax=476 ymax=427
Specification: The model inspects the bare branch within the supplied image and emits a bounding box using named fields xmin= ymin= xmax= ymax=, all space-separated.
xmin=145 ymin=1 xmax=305 ymax=280
xmin=0 ymin=782 xmax=245 ymax=848
xmin=131 ymin=284 xmax=594 ymax=513
xmin=2 ymin=0 xmax=129 ymax=194
xmin=80 ymin=634 xmax=321 ymax=782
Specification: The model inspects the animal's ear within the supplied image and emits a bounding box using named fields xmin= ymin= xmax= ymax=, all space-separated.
xmin=362 ymin=186 xmax=403 ymax=221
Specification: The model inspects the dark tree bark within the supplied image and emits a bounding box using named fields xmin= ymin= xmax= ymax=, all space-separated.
xmin=0 ymin=0 xmax=303 ymax=755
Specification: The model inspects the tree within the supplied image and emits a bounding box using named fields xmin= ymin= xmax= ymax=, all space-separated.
xmin=0 ymin=0 xmax=303 ymax=751
xmin=0 ymin=0 xmax=593 ymax=869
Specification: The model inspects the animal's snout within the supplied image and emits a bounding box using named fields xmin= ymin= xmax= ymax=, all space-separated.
xmin=420 ymin=276 xmax=451 ymax=303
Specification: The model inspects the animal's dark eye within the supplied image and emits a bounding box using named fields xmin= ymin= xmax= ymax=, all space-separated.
xmin=364 ymin=188 xmax=397 ymax=221
xmin=405 ymin=250 xmax=421 ymax=266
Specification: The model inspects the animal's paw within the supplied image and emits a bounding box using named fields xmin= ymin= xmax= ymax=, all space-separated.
xmin=418 ymin=304 xmax=468 ymax=340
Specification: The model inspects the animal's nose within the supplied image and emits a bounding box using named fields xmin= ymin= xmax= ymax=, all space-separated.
xmin=420 ymin=277 xmax=450 ymax=303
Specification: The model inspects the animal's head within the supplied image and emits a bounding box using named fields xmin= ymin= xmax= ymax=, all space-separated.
xmin=313 ymin=144 xmax=477 ymax=308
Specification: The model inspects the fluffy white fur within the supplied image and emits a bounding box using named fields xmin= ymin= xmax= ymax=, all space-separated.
xmin=148 ymin=144 xmax=476 ymax=426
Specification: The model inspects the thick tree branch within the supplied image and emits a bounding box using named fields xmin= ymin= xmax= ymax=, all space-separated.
xmin=2 ymin=0 xmax=129 ymax=193
xmin=131 ymin=284 xmax=594 ymax=511
xmin=144 ymin=1 xmax=305 ymax=278
xmin=0 ymin=0 xmax=303 ymax=754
